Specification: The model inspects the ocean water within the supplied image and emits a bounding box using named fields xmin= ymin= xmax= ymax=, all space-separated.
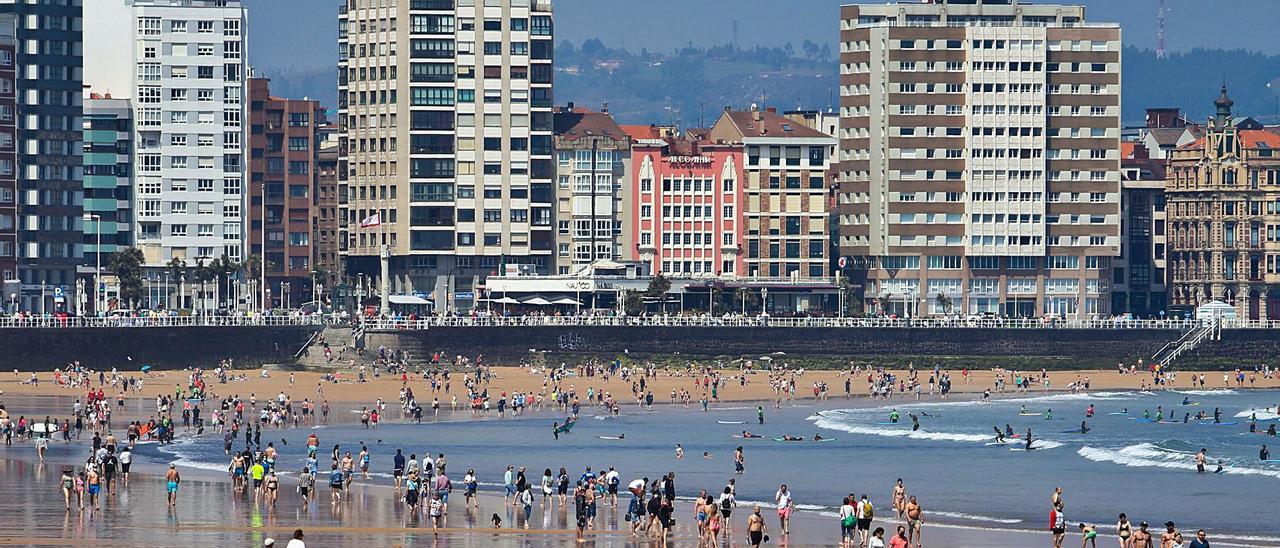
xmin=138 ymin=389 xmax=1280 ymax=546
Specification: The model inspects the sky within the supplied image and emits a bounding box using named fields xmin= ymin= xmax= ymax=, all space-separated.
xmin=85 ymin=0 xmax=1280 ymax=95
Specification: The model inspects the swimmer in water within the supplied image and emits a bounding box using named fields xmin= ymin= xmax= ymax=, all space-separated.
xmin=1005 ymin=424 xmax=1015 ymax=437
xmin=703 ymin=452 xmax=712 ymax=459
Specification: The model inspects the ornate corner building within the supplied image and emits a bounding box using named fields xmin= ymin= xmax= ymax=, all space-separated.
xmin=1167 ymin=87 xmax=1280 ymax=320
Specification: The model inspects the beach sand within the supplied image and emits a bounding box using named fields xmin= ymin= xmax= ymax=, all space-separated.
xmin=2 ymin=365 xmax=1271 ymax=411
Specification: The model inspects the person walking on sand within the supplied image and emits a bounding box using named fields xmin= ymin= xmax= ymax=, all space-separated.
xmin=165 ymin=464 xmax=181 ymax=507
xmin=747 ymin=505 xmax=768 ymax=547
xmin=774 ymin=483 xmax=794 ymax=536
xmin=905 ymin=495 xmax=923 ymax=548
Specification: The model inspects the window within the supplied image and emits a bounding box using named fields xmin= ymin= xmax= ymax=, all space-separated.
xmin=288 ymin=137 xmax=308 ymax=151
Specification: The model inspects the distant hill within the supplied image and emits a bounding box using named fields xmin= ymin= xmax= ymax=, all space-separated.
xmin=253 ymin=42 xmax=1280 ymax=129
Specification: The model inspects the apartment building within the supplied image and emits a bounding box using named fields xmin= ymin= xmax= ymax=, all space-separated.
xmin=708 ymin=105 xmax=837 ymax=278
xmin=0 ymin=13 xmax=14 ymax=307
xmin=0 ymin=1 xmax=84 ymax=313
xmin=83 ymin=94 xmax=133 ymax=312
xmin=1113 ymin=140 xmax=1167 ymax=317
xmin=838 ymin=0 xmax=1121 ymax=317
xmin=130 ymin=0 xmax=247 ymax=276
xmin=628 ymin=134 xmax=744 ymax=277
xmin=314 ymin=129 xmax=341 ymax=297
xmin=1167 ymin=88 xmax=1280 ymax=320
xmin=552 ymin=103 xmax=630 ymax=274
xmin=246 ymin=76 xmax=325 ymax=308
xmin=338 ymin=0 xmax=554 ymax=305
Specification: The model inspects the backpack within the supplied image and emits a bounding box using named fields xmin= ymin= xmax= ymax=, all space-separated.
xmin=721 ymin=496 xmax=732 ymax=510
xmin=863 ymin=501 xmax=873 ymax=520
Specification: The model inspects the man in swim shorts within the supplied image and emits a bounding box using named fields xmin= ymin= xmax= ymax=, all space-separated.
xmin=166 ymin=464 xmax=181 ymax=507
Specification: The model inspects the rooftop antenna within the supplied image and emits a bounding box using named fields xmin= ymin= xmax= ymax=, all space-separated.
xmin=1155 ymin=0 xmax=1167 ymax=60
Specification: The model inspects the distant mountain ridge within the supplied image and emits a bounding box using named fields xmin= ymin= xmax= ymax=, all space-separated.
xmin=254 ymin=42 xmax=1280 ymax=128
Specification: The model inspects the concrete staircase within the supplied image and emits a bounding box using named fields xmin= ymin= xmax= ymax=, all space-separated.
xmin=294 ymin=325 xmax=366 ymax=370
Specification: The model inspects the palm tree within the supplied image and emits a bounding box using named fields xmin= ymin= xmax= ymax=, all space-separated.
xmin=193 ymin=258 xmax=214 ymax=315
xmin=734 ymin=287 xmax=759 ymax=315
xmin=166 ymin=257 xmax=186 ymax=311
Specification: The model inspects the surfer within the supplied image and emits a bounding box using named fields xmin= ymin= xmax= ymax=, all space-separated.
xmin=1184 ymin=413 xmax=1190 ymax=424
xmin=1005 ymin=424 xmax=1015 ymax=438
xmin=813 ymin=434 xmax=825 ymax=441
xmin=1261 ymin=444 xmax=1271 ymax=461
xmin=741 ymin=430 xmax=761 ymax=439
xmin=1020 ymin=405 xmax=1028 ymax=415
xmin=889 ymin=409 xmax=900 ymax=424
xmin=1142 ymin=409 xmax=1151 ymax=420
xmin=1213 ymin=407 xmax=1222 ymax=424
xmin=552 ymin=422 xmax=559 ymax=440
xmin=1268 ymin=424 xmax=1277 ymax=437
xmin=1079 ymin=421 xmax=1090 ymax=434
xmin=1195 ymin=449 xmax=1207 ymax=473
xmin=1025 ymin=428 xmax=1033 ymax=451
xmin=1182 ymin=397 xmax=1192 ymax=406
xmin=993 ymin=426 xmax=1005 ymax=444
xmin=1214 ymin=460 xmax=1225 ymax=474
xmin=781 ymin=435 xmax=803 ymax=441
xmin=909 ymin=413 xmax=920 ymax=432
xmin=1086 ymin=404 xmax=1094 ymax=418
xmin=1045 ymin=409 xmax=1053 ymax=420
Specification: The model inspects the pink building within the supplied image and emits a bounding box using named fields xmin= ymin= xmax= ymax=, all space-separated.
xmin=628 ymin=135 xmax=745 ymax=277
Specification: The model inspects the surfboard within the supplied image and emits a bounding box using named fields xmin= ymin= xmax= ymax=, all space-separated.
xmin=596 ymin=435 xmax=624 ymax=440
xmin=732 ymin=434 xmax=763 ymax=439
xmin=1018 ymin=412 xmax=1042 ymax=416
xmin=1260 ymin=459 xmax=1280 ymax=463
xmin=772 ymin=437 xmax=805 ymax=442
xmin=874 ymin=421 xmax=899 ymax=425
xmin=813 ymin=438 xmax=838 ymax=443
xmin=1200 ymin=421 xmax=1239 ymax=426
xmin=717 ymin=420 xmax=747 ymax=425
xmin=1060 ymin=430 xmax=1091 ymax=434
xmin=29 ymin=423 xmax=55 ymax=434
xmin=1107 ymin=412 xmax=1128 ymax=415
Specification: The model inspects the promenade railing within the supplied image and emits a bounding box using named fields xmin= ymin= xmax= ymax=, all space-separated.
xmin=0 ymin=315 xmax=330 ymax=329
xmin=358 ymin=316 xmax=1280 ymax=331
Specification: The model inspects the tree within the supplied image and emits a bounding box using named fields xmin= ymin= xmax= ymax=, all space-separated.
xmin=645 ymin=273 xmax=671 ymax=299
xmin=622 ymin=290 xmax=644 ymax=316
xmin=877 ymin=295 xmax=891 ymax=315
xmin=193 ymin=258 xmax=216 ymax=315
xmin=734 ymin=287 xmax=759 ymax=315
xmin=108 ymin=248 xmax=145 ymax=309
xmin=838 ymin=277 xmax=860 ymax=317
xmin=935 ymin=292 xmax=953 ymax=315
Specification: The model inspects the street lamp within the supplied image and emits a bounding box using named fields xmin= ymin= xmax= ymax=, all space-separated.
xmin=84 ymin=213 xmax=101 ymax=315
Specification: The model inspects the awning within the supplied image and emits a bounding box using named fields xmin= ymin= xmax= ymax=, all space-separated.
xmin=388 ymin=295 xmax=432 ymax=305
xmin=552 ymin=297 xmax=582 ymax=305
xmin=487 ymin=296 xmax=520 ymax=304
xmin=522 ymin=296 xmax=553 ymax=306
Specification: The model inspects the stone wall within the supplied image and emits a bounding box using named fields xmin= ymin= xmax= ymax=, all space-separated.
xmin=367 ymin=326 xmax=1194 ymax=370
xmin=0 ymin=326 xmax=318 ymax=371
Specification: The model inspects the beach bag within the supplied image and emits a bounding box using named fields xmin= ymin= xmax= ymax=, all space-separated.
xmin=842 ymin=513 xmax=856 ymax=528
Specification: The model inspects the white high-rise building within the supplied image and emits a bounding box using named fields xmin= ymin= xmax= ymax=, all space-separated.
xmin=130 ymin=0 xmax=247 ymax=273
xmin=338 ymin=0 xmax=555 ymax=310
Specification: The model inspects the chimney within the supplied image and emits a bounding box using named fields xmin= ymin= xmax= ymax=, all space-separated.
xmin=751 ymin=103 xmax=761 ymax=122
xmin=766 ymin=107 xmax=776 ymax=113
xmin=724 ymin=105 xmax=731 ymax=112
xmin=602 ymin=101 xmax=609 ymax=113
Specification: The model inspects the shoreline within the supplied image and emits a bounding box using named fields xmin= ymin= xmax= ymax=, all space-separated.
xmin=4 ymin=388 xmax=1277 ymax=548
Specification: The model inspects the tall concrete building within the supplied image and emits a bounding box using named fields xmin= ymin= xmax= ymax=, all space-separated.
xmin=1167 ymin=88 xmax=1280 ymax=320
xmin=247 ymin=75 xmax=324 ymax=308
xmin=709 ymin=105 xmax=837 ymax=279
xmin=0 ymin=13 xmax=15 ymax=308
xmin=83 ymin=94 xmax=134 ymax=312
xmin=338 ymin=0 xmax=555 ymax=306
xmin=1113 ymin=139 xmax=1167 ymax=317
xmin=552 ymin=103 xmax=630 ymax=274
xmin=837 ymin=0 xmax=1121 ymax=317
xmin=130 ymin=0 xmax=247 ymax=281
xmin=0 ymin=1 xmax=84 ymax=313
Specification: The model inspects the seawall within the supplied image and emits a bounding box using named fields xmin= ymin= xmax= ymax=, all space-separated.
xmin=0 ymin=326 xmax=318 ymax=371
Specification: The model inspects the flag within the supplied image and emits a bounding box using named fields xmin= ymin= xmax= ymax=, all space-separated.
xmin=359 ymin=213 xmax=381 ymax=228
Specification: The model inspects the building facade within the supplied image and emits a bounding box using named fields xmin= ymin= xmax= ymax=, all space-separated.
xmin=130 ymin=0 xmax=247 ymax=278
xmin=1167 ymin=88 xmax=1280 ymax=320
xmin=708 ymin=105 xmax=837 ymax=278
xmin=552 ymin=103 xmax=630 ymax=274
xmin=314 ymin=129 xmax=341 ymax=298
xmin=82 ymin=95 xmax=134 ymax=312
xmin=1113 ymin=140 xmax=1167 ymax=317
xmin=338 ymin=0 xmax=555 ymax=306
xmin=247 ymin=76 xmax=322 ymax=308
xmin=0 ymin=13 xmax=15 ymax=307
xmin=628 ymin=135 xmax=744 ymax=277
xmin=837 ymin=0 xmax=1122 ymax=317
xmin=0 ymin=2 xmax=84 ymax=313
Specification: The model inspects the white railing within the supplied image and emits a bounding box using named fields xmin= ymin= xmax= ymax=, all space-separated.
xmin=358 ymin=315 xmax=1277 ymax=331
xmin=0 ymin=314 xmax=331 ymax=329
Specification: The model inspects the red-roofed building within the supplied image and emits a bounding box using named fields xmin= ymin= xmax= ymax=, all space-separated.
xmin=1166 ymin=87 xmax=1280 ymax=319
xmin=553 ymin=104 xmax=632 ymax=274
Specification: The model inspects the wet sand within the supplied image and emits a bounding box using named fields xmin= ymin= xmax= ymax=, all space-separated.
xmin=0 ymin=450 xmax=1047 ymax=548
